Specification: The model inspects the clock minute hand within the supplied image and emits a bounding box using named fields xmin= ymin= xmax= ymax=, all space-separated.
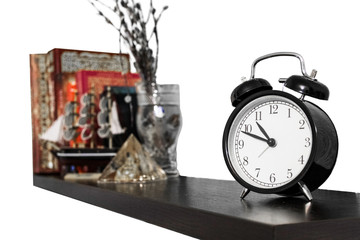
xmin=241 ymin=131 xmax=268 ymax=143
xmin=256 ymin=122 xmax=270 ymax=140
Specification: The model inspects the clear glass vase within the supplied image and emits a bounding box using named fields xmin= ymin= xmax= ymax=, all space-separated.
xmin=136 ymin=83 xmax=182 ymax=177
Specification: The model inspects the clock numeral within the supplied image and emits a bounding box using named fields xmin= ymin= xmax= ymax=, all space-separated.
xmin=299 ymin=120 xmax=305 ymax=129
xmin=298 ymin=155 xmax=304 ymax=164
xmin=270 ymin=173 xmax=276 ymax=183
xmin=288 ymin=108 xmax=291 ymax=118
xmin=243 ymin=156 xmax=249 ymax=166
xmin=244 ymin=124 xmax=252 ymax=133
xmin=255 ymin=111 xmax=262 ymax=121
xmin=270 ymin=104 xmax=278 ymax=114
xmin=305 ymin=137 xmax=311 ymax=147
xmin=255 ymin=168 xmax=261 ymax=177
xmin=238 ymin=140 xmax=244 ymax=149
xmin=287 ymin=169 xmax=293 ymax=179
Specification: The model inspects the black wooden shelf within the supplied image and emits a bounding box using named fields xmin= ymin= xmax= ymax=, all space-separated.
xmin=33 ymin=174 xmax=360 ymax=240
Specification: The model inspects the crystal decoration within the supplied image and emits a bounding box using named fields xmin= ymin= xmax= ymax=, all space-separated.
xmin=98 ymin=134 xmax=167 ymax=183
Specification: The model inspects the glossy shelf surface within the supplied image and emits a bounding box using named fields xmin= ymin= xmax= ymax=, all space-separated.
xmin=34 ymin=174 xmax=360 ymax=240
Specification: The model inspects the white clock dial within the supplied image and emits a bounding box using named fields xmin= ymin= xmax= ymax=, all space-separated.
xmin=227 ymin=95 xmax=313 ymax=189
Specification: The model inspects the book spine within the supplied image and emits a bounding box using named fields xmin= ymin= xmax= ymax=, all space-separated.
xmin=30 ymin=54 xmax=58 ymax=173
xmin=46 ymin=50 xmax=57 ymax=121
xmin=48 ymin=48 xmax=131 ymax=119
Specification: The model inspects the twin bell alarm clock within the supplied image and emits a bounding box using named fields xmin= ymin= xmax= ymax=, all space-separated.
xmin=222 ymin=52 xmax=338 ymax=201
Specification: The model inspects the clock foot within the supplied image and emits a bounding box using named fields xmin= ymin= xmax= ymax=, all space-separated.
xmin=298 ymin=181 xmax=313 ymax=201
xmin=240 ymin=188 xmax=250 ymax=199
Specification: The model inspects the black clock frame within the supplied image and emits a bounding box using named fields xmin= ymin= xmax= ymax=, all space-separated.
xmin=223 ymin=90 xmax=338 ymax=196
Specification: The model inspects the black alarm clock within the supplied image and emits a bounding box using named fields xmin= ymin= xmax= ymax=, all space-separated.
xmin=223 ymin=52 xmax=338 ymax=201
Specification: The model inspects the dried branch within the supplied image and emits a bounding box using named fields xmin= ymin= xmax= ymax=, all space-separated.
xmin=89 ymin=0 xmax=168 ymax=104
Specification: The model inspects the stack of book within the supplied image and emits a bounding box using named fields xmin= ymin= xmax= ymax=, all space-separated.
xmin=30 ymin=48 xmax=141 ymax=176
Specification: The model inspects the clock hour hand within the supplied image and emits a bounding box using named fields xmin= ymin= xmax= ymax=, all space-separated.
xmin=241 ymin=131 xmax=268 ymax=143
xmin=256 ymin=121 xmax=270 ymax=140
xmin=255 ymin=122 xmax=277 ymax=147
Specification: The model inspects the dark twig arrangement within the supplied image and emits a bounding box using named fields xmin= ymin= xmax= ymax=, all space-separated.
xmin=89 ymin=0 xmax=168 ymax=104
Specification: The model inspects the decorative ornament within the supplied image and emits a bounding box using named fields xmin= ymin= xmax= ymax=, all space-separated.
xmin=98 ymin=134 xmax=167 ymax=183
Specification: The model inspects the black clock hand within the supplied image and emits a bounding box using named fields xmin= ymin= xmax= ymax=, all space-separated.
xmin=256 ymin=121 xmax=270 ymax=140
xmin=255 ymin=122 xmax=277 ymax=147
xmin=241 ymin=131 xmax=268 ymax=143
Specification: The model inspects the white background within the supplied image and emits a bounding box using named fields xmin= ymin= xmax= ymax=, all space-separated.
xmin=1 ymin=0 xmax=360 ymax=239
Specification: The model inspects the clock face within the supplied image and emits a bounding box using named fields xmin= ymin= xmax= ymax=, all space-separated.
xmin=226 ymin=94 xmax=313 ymax=191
